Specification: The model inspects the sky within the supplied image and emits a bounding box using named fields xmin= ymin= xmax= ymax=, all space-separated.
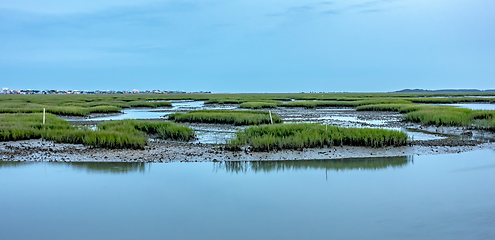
xmin=0 ymin=0 xmax=494 ymax=92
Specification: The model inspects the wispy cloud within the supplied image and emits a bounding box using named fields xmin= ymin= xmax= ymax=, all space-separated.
xmin=350 ymin=0 xmax=400 ymax=9
xmin=266 ymin=4 xmax=315 ymax=17
xmin=319 ymin=0 xmax=402 ymax=15
xmin=321 ymin=9 xmax=340 ymax=15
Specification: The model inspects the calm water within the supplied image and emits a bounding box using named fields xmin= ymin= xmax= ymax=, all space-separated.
xmin=2 ymin=151 xmax=495 ymax=240
xmin=433 ymin=103 xmax=495 ymax=110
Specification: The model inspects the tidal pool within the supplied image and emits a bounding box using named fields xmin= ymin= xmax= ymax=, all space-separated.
xmin=1 ymin=150 xmax=495 ymax=240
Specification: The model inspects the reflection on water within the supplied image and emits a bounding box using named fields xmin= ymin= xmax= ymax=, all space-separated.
xmin=0 ymin=161 xmax=26 ymax=168
xmin=0 ymin=161 xmax=150 ymax=174
xmin=215 ymin=156 xmax=412 ymax=173
xmin=1 ymin=150 xmax=495 ymax=240
xmin=67 ymin=162 xmax=150 ymax=174
xmin=1 ymin=157 xmax=411 ymax=174
xmin=430 ymin=103 xmax=495 ymax=110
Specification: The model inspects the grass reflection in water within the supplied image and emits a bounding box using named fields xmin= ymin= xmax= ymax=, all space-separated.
xmin=215 ymin=156 xmax=412 ymax=173
xmin=0 ymin=161 xmax=150 ymax=174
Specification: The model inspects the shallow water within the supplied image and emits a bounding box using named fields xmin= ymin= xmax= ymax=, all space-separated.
xmin=1 ymin=150 xmax=495 ymax=240
xmin=71 ymin=101 xmax=238 ymax=121
xmin=434 ymin=103 xmax=495 ymax=110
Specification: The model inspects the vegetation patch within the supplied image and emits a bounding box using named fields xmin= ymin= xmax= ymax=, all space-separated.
xmin=239 ymin=101 xmax=282 ymax=109
xmin=169 ymin=110 xmax=282 ymax=125
xmin=0 ymin=113 xmax=195 ymax=149
xmin=0 ymin=95 xmax=172 ymax=116
xmin=357 ymin=104 xmax=495 ymax=129
xmin=407 ymin=97 xmax=495 ymax=104
xmin=98 ymin=119 xmax=195 ymax=141
xmin=226 ymin=123 xmax=408 ymax=151
xmin=282 ymin=99 xmax=412 ymax=108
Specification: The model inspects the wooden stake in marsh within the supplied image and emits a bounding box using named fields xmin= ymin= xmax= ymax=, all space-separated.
xmin=43 ymin=108 xmax=45 ymax=125
xmin=269 ymin=110 xmax=273 ymax=124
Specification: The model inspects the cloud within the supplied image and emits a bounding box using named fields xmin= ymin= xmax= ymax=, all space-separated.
xmin=319 ymin=0 xmax=401 ymax=15
xmin=321 ymin=9 xmax=340 ymax=15
xmin=266 ymin=2 xmax=326 ymax=17
xmin=359 ymin=9 xmax=384 ymax=13
xmin=350 ymin=0 xmax=400 ymax=10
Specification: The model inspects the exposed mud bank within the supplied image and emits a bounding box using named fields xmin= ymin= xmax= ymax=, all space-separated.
xmin=1 ymin=139 xmax=494 ymax=163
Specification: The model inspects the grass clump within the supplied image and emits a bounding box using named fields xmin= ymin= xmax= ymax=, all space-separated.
xmin=356 ymin=104 xmax=429 ymax=113
xmin=404 ymin=108 xmax=472 ymax=127
xmin=0 ymin=104 xmax=122 ymax=116
xmin=408 ymin=97 xmax=495 ymax=104
xmin=226 ymin=123 xmax=408 ymax=151
xmin=283 ymin=99 xmax=412 ymax=108
xmin=239 ymin=101 xmax=282 ymax=109
xmin=357 ymin=103 xmax=495 ymax=129
xmin=0 ymin=95 xmax=173 ymax=116
xmin=169 ymin=110 xmax=282 ymax=125
xmin=98 ymin=120 xmax=195 ymax=141
xmin=127 ymin=101 xmax=172 ymax=108
xmin=0 ymin=113 xmax=195 ymax=149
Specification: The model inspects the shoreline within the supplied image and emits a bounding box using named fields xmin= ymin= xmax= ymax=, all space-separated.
xmin=1 ymin=139 xmax=493 ymax=163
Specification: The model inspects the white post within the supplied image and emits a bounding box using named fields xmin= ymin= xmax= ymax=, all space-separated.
xmin=326 ymin=124 xmax=327 ymax=133
xmin=269 ymin=110 xmax=273 ymax=124
xmin=43 ymin=108 xmax=45 ymax=125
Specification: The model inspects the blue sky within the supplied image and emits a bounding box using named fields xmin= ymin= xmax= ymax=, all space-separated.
xmin=0 ymin=0 xmax=494 ymax=92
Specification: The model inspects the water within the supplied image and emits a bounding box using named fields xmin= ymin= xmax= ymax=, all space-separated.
xmin=68 ymin=101 xmax=240 ymax=122
xmin=1 ymin=150 xmax=495 ymax=240
xmin=430 ymin=103 xmax=495 ymax=110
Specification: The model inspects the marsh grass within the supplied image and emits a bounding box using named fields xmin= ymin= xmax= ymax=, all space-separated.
xmin=226 ymin=123 xmax=408 ymax=151
xmin=0 ymin=95 xmax=172 ymax=116
xmin=282 ymin=99 xmax=412 ymax=108
xmin=355 ymin=104 xmax=431 ymax=113
xmin=239 ymin=101 xmax=282 ymax=109
xmin=404 ymin=108 xmax=473 ymax=127
xmin=357 ymin=104 xmax=495 ymax=129
xmin=98 ymin=120 xmax=195 ymax=141
xmin=169 ymin=110 xmax=282 ymax=125
xmin=408 ymin=97 xmax=495 ymax=104
xmin=0 ymin=113 xmax=195 ymax=148
xmin=127 ymin=101 xmax=172 ymax=108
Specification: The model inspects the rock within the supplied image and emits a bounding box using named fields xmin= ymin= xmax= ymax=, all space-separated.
xmin=461 ymin=131 xmax=473 ymax=136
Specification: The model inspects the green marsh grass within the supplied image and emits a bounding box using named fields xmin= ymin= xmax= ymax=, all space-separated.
xmin=169 ymin=110 xmax=282 ymax=125
xmin=0 ymin=113 xmax=195 ymax=148
xmin=226 ymin=123 xmax=408 ymax=151
xmin=407 ymin=97 xmax=495 ymax=104
xmin=355 ymin=104 xmax=429 ymax=113
xmin=282 ymin=99 xmax=412 ymax=108
xmin=0 ymin=95 xmax=172 ymax=116
xmin=98 ymin=120 xmax=195 ymax=141
xmin=239 ymin=101 xmax=282 ymax=109
xmin=128 ymin=101 xmax=172 ymax=108
xmin=357 ymin=104 xmax=495 ymax=129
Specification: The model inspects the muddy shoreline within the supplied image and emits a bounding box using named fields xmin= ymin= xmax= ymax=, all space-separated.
xmin=1 ymin=139 xmax=494 ymax=162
